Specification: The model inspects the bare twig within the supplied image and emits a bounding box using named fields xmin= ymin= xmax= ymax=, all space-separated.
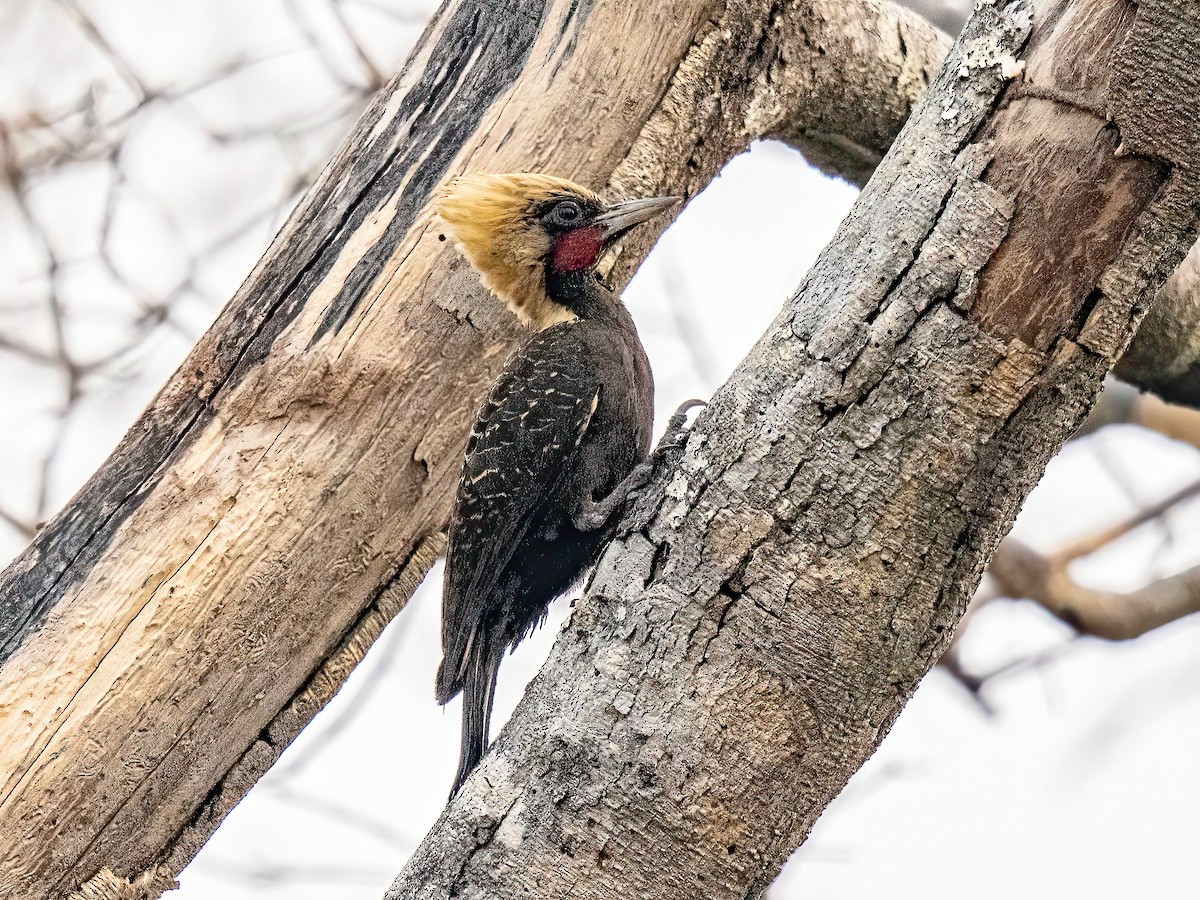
xmin=990 ymin=538 xmax=1200 ymax=641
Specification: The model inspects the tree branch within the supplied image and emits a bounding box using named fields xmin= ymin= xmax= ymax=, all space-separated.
xmin=386 ymin=0 xmax=1200 ymax=896
xmin=751 ymin=0 xmax=952 ymax=186
xmin=1117 ymin=240 xmax=1200 ymax=407
xmin=3 ymin=0 xmax=1199 ymax=896
xmin=0 ymin=1 xmax=977 ymax=896
xmin=797 ymin=1 xmax=1200 ymax=413
xmin=938 ymin=378 xmax=1200 ymax=698
xmin=990 ymin=537 xmax=1200 ymax=640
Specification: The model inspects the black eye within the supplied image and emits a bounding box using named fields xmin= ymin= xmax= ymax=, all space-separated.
xmin=552 ymin=199 xmax=582 ymax=225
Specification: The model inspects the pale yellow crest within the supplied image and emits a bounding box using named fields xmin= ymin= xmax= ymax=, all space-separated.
xmin=436 ymin=173 xmax=604 ymax=330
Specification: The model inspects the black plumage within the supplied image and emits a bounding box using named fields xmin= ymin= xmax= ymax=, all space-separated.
xmin=436 ymin=271 xmax=652 ymax=794
xmin=433 ymin=174 xmax=683 ymax=796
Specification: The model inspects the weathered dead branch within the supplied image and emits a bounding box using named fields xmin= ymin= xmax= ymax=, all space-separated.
xmin=0 ymin=2 xmax=967 ymax=897
xmin=385 ymin=0 xmax=1200 ymax=896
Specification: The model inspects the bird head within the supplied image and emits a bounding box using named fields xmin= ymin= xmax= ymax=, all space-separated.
xmin=436 ymin=173 xmax=678 ymax=329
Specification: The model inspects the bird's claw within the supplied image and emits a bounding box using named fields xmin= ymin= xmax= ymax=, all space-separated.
xmin=605 ymin=403 xmax=704 ymax=533
xmin=652 ymin=398 xmax=706 ymax=460
xmin=628 ymin=460 xmax=655 ymax=490
xmin=574 ymin=460 xmax=656 ymax=531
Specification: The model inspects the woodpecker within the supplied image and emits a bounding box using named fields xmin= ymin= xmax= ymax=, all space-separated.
xmin=434 ymin=173 xmax=695 ymax=795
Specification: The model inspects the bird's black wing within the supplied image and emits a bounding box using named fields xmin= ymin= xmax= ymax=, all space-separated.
xmin=438 ymin=323 xmax=599 ymax=700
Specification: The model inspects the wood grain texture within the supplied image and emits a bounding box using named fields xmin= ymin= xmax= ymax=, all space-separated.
xmin=384 ymin=1 xmax=1200 ymax=897
xmin=799 ymin=0 xmax=1200 ymax=411
xmin=0 ymin=0 xmax=711 ymax=894
xmin=0 ymin=0 xmax=955 ymax=896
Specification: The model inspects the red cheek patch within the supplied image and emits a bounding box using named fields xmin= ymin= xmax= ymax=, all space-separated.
xmin=551 ymin=226 xmax=604 ymax=272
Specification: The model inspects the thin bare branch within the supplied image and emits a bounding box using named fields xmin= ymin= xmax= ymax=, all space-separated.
xmin=990 ymin=539 xmax=1200 ymax=640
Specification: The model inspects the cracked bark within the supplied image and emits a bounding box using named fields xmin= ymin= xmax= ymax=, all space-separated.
xmin=812 ymin=0 xmax=1200 ymax=411
xmin=890 ymin=2 xmax=1200 ymax=410
xmin=386 ymin=1 xmax=1200 ymax=897
xmin=0 ymin=1 xmax=960 ymax=897
xmin=813 ymin=0 xmax=1200 ymax=446
xmin=1 ymin=0 xmax=1197 ymax=897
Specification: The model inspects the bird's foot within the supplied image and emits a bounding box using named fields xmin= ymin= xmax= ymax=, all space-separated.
xmin=573 ymin=463 xmax=651 ymax=532
xmin=652 ymin=399 xmax=706 ymax=461
xmin=574 ymin=401 xmax=704 ymax=532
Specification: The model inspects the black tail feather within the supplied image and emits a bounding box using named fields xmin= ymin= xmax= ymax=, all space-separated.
xmin=450 ymin=642 xmax=503 ymax=797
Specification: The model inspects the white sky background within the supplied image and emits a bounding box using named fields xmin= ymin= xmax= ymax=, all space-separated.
xmin=2 ymin=2 xmax=1199 ymax=898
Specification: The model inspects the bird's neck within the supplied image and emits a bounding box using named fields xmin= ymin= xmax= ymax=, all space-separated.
xmin=545 ymin=268 xmax=624 ymax=324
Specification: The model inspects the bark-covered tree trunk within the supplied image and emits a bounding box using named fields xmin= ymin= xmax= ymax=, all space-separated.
xmin=904 ymin=1 xmax=1200 ymax=410
xmin=386 ymin=0 xmax=1200 ymax=897
xmin=0 ymin=2 xmax=948 ymax=897
xmin=1118 ymin=239 xmax=1200 ymax=406
xmin=0 ymin=0 xmax=1197 ymax=897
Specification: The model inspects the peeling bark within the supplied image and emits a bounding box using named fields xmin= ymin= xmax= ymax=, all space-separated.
xmin=851 ymin=1 xmax=1200 ymax=411
xmin=385 ymin=1 xmax=1200 ymax=897
xmin=0 ymin=1 xmax=962 ymax=897
xmin=1 ymin=0 xmax=1198 ymax=896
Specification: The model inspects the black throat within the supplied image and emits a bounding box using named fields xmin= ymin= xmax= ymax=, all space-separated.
xmin=545 ymin=268 xmax=620 ymax=323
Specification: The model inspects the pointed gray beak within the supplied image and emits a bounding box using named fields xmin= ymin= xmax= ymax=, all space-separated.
xmin=593 ymin=195 xmax=681 ymax=238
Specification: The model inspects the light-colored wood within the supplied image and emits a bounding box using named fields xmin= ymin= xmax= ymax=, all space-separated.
xmin=0 ymin=0 xmax=950 ymax=896
xmin=385 ymin=0 xmax=1200 ymax=897
xmin=7 ymin=0 xmax=1198 ymax=894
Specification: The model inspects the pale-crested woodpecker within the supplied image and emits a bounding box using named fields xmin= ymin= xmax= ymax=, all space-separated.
xmin=434 ymin=173 xmax=698 ymax=795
